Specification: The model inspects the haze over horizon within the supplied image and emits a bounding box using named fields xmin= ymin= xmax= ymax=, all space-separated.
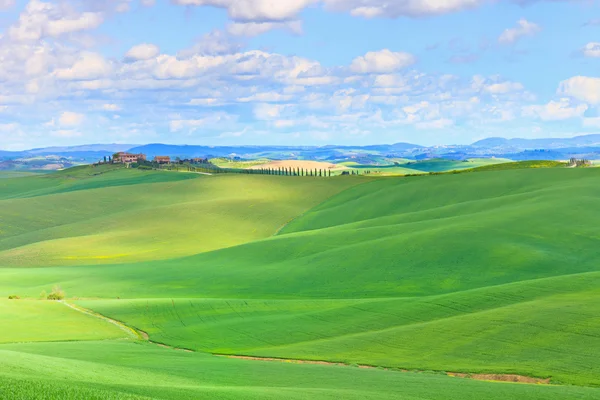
xmin=0 ymin=0 xmax=599 ymax=151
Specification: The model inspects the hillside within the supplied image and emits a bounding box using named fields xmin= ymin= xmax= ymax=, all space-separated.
xmin=1 ymin=165 xmax=600 ymax=397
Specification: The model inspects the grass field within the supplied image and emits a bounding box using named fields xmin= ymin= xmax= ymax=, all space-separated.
xmin=0 ymin=167 xmax=360 ymax=267
xmin=343 ymin=158 xmax=511 ymax=175
xmin=2 ymin=164 xmax=600 ymax=398
xmin=4 ymin=341 xmax=599 ymax=400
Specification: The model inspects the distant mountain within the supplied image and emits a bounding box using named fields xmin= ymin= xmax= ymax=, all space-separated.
xmin=473 ymin=134 xmax=600 ymax=150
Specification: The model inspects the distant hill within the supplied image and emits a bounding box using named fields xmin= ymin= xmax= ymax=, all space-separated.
xmin=473 ymin=134 xmax=600 ymax=149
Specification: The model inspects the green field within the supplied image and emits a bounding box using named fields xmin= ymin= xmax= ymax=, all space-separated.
xmin=343 ymin=157 xmax=511 ymax=175
xmin=2 ymin=164 xmax=600 ymax=398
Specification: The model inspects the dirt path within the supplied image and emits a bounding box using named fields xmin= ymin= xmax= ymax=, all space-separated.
xmin=62 ymin=301 xmax=554 ymax=386
xmin=61 ymin=301 xmax=147 ymax=340
xmin=216 ymin=354 xmax=553 ymax=385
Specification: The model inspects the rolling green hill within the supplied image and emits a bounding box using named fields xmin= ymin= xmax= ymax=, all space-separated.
xmin=0 ymin=169 xmax=360 ymax=267
xmin=2 ymin=165 xmax=600 ymax=398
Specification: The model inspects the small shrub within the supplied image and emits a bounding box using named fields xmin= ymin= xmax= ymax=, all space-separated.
xmin=8 ymin=295 xmax=20 ymax=300
xmin=46 ymin=285 xmax=65 ymax=301
xmin=39 ymin=290 xmax=47 ymax=300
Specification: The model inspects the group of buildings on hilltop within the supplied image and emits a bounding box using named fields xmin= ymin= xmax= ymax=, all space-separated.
xmin=113 ymin=152 xmax=171 ymax=164
xmin=111 ymin=152 xmax=210 ymax=165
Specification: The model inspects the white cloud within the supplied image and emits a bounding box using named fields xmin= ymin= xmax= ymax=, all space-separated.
xmin=238 ymin=92 xmax=293 ymax=102
xmin=254 ymin=103 xmax=289 ymax=120
xmin=171 ymin=0 xmax=316 ymax=21
xmin=102 ymin=104 xmax=121 ymax=111
xmin=169 ymin=112 xmax=238 ymax=132
xmin=54 ymin=52 xmax=113 ymax=80
xmin=498 ymin=19 xmax=541 ymax=45
xmin=0 ymin=0 xmax=15 ymax=10
xmin=141 ymin=0 xmax=156 ymax=6
xmin=9 ymin=0 xmax=104 ymax=41
xmin=484 ymin=81 xmax=524 ymax=94
xmin=522 ymin=98 xmax=588 ymax=121
xmin=582 ymin=42 xmax=600 ymax=58
xmin=415 ymin=118 xmax=454 ymax=129
xmin=125 ymin=43 xmax=160 ymax=61
xmin=227 ymin=20 xmax=302 ymax=37
xmin=350 ymin=49 xmax=416 ymax=74
xmin=558 ymin=76 xmax=600 ymax=105
xmin=189 ymin=98 xmax=221 ymax=106
xmin=325 ymin=0 xmax=484 ymax=18
xmin=58 ymin=111 xmax=85 ymax=126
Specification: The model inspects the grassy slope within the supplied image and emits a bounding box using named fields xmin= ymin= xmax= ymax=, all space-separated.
xmin=79 ymin=271 xmax=600 ymax=386
xmin=2 ymin=341 xmax=599 ymax=400
xmin=0 ymin=172 xmax=361 ymax=267
xmin=3 ymin=166 xmax=600 ymax=394
xmin=19 ymin=167 xmax=596 ymax=386
xmin=0 ymin=299 xmax=125 ymax=343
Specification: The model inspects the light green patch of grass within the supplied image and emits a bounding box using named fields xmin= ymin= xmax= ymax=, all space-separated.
xmin=0 ymin=174 xmax=361 ymax=267
xmin=0 ymin=299 xmax=125 ymax=344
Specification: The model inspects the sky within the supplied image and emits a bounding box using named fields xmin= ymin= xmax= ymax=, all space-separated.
xmin=0 ymin=0 xmax=599 ymax=150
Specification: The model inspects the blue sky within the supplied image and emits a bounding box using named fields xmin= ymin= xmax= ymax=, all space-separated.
xmin=0 ymin=0 xmax=599 ymax=150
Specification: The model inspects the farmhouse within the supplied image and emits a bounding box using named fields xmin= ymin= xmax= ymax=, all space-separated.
xmin=114 ymin=152 xmax=146 ymax=163
xmin=154 ymin=156 xmax=171 ymax=164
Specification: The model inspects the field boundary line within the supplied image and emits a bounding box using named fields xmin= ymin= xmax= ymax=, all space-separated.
xmin=214 ymin=354 xmax=555 ymax=385
xmin=60 ymin=301 xmax=146 ymax=341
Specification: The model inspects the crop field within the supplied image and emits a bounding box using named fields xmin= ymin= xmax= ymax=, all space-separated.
xmin=2 ymin=163 xmax=600 ymax=398
xmin=342 ymin=158 xmax=511 ymax=175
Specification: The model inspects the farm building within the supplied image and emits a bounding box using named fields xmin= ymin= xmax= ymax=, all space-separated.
xmin=154 ymin=156 xmax=171 ymax=164
xmin=114 ymin=152 xmax=146 ymax=163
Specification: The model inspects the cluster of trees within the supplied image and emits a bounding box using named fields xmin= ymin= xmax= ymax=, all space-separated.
xmin=568 ymin=158 xmax=592 ymax=167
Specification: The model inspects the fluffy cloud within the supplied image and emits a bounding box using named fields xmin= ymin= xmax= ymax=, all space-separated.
xmin=9 ymin=0 xmax=104 ymax=41
xmin=0 ymin=0 xmax=15 ymax=10
xmin=102 ymin=104 xmax=121 ymax=111
xmin=169 ymin=112 xmax=239 ymax=132
xmin=171 ymin=0 xmax=315 ymax=21
xmin=324 ymin=0 xmax=484 ymax=18
xmin=558 ymin=76 xmax=600 ymax=105
xmin=350 ymin=49 xmax=416 ymax=74
xmin=522 ymin=98 xmax=587 ymax=121
xmin=54 ymin=52 xmax=113 ymax=80
xmin=498 ymin=19 xmax=541 ymax=44
xmin=484 ymin=81 xmax=524 ymax=94
xmin=125 ymin=43 xmax=160 ymax=61
xmin=171 ymin=0 xmax=487 ymax=22
xmin=415 ymin=118 xmax=454 ymax=129
xmin=227 ymin=20 xmax=302 ymax=36
xmin=582 ymin=42 xmax=600 ymax=58
xmin=58 ymin=111 xmax=85 ymax=126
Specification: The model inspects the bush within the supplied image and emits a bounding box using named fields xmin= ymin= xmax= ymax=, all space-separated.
xmin=8 ymin=295 xmax=20 ymax=300
xmin=46 ymin=285 xmax=65 ymax=301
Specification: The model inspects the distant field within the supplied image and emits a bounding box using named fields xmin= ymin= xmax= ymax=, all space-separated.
xmin=2 ymin=164 xmax=600 ymax=398
xmin=210 ymin=157 xmax=271 ymax=169
xmin=343 ymin=158 xmax=511 ymax=175
xmin=249 ymin=160 xmax=348 ymax=172
xmin=0 ymin=171 xmax=48 ymax=179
